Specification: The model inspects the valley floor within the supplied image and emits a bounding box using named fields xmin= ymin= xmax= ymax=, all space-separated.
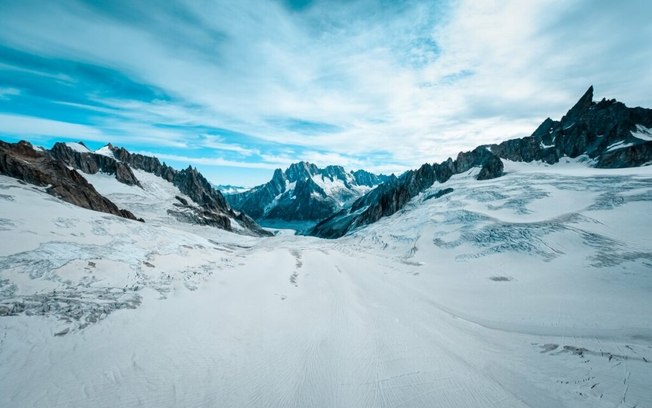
xmin=1 ymin=162 xmax=651 ymax=408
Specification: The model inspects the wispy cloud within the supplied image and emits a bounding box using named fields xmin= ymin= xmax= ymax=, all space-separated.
xmin=0 ymin=0 xmax=650 ymax=184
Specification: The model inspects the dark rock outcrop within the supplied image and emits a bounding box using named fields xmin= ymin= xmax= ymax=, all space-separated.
xmin=227 ymin=169 xmax=287 ymax=219
xmin=0 ymin=140 xmax=142 ymax=221
xmin=477 ymin=154 xmax=504 ymax=180
xmin=489 ymin=86 xmax=652 ymax=167
xmin=425 ymin=187 xmax=454 ymax=201
xmin=49 ymin=142 xmax=142 ymax=187
xmin=351 ymin=169 xmax=388 ymax=187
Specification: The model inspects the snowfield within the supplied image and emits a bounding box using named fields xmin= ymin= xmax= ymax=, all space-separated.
xmin=1 ymin=161 xmax=651 ymax=408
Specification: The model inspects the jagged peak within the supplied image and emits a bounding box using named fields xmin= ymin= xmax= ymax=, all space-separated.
xmin=562 ymin=85 xmax=594 ymax=123
xmin=285 ymin=161 xmax=319 ymax=181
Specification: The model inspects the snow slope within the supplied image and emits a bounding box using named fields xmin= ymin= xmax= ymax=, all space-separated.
xmin=1 ymin=162 xmax=651 ymax=408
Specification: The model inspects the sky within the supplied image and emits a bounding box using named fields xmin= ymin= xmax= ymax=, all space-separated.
xmin=0 ymin=0 xmax=651 ymax=186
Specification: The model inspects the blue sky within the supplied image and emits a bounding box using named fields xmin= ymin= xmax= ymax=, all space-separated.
xmin=1 ymin=0 xmax=651 ymax=186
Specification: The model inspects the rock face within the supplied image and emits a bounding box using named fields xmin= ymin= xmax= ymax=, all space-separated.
xmin=226 ymin=162 xmax=389 ymax=223
xmin=489 ymin=86 xmax=652 ymax=167
xmin=108 ymin=146 xmax=233 ymax=215
xmin=310 ymin=150 xmax=501 ymax=239
xmin=0 ymin=140 xmax=271 ymax=236
xmin=312 ymin=86 xmax=652 ymax=239
xmin=50 ymin=142 xmax=141 ymax=187
xmin=0 ymin=140 xmax=142 ymax=221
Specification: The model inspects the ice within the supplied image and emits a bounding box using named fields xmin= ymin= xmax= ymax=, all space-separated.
xmin=1 ymin=162 xmax=651 ymax=408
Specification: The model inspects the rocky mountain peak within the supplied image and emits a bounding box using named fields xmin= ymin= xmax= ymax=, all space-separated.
xmin=562 ymin=85 xmax=594 ymax=124
xmin=50 ymin=142 xmax=141 ymax=187
xmin=312 ymin=86 xmax=652 ymax=239
xmin=286 ymin=161 xmax=319 ymax=182
xmin=0 ymin=140 xmax=142 ymax=222
xmin=4 ymin=141 xmax=271 ymax=236
xmin=226 ymin=161 xmax=387 ymax=226
xmin=271 ymin=168 xmax=287 ymax=188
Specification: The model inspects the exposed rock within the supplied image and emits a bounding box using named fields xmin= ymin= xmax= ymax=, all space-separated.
xmin=596 ymin=142 xmax=652 ymax=168
xmin=425 ymin=187 xmax=454 ymax=201
xmin=113 ymin=147 xmax=272 ymax=235
xmin=227 ymin=169 xmax=287 ymax=219
xmin=264 ymin=177 xmax=336 ymax=221
xmin=351 ymin=169 xmax=388 ymax=187
xmin=227 ymin=161 xmax=389 ymax=224
xmin=0 ymin=140 xmax=142 ymax=221
xmin=109 ymin=147 xmax=272 ymax=236
xmin=1 ymin=140 xmax=271 ymax=236
xmin=49 ymin=142 xmax=142 ymax=187
xmin=312 ymin=86 xmax=652 ymax=239
xmin=108 ymin=146 xmax=234 ymax=216
xmin=310 ymin=153 xmax=500 ymax=238
xmin=489 ymin=86 xmax=652 ymax=167
xmin=477 ymin=154 xmax=504 ymax=180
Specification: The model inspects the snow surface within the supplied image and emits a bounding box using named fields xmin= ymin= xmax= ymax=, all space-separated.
xmin=94 ymin=145 xmax=115 ymax=158
xmin=82 ymin=169 xmax=248 ymax=233
xmin=606 ymin=140 xmax=635 ymax=152
xmin=1 ymin=162 xmax=652 ymax=408
xmin=312 ymin=173 xmax=371 ymax=204
xmin=631 ymin=124 xmax=652 ymax=142
xmin=64 ymin=142 xmax=91 ymax=153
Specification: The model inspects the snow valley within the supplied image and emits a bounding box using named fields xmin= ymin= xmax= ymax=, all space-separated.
xmin=1 ymin=87 xmax=652 ymax=408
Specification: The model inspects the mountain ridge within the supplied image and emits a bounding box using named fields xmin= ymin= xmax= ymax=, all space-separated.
xmin=311 ymin=86 xmax=652 ymax=238
xmin=0 ymin=140 xmax=271 ymax=236
xmin=225 ymin=161 xmax=389 ymax=225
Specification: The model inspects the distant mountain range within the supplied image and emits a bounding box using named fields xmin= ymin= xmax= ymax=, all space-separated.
xmin=1 ymin=86 xmax=650 ymax=239
xmin=225 ymin=162 xmax=389 ymax=228
xmin=214 ymin=184 xmax=249 ymax=195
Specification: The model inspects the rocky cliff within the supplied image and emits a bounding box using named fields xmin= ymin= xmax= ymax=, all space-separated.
xmin=1 ymin=141 xmax=271 ymax=236
xmin=311 ymin=86 xmax=650 ymax=239
xmin=489 ymin=86 xmax=652 ymax=167
xmin=0 ymin=140 xmax=142 ymax=221
xmin=310 ymin=149 xmax=502 ymax=239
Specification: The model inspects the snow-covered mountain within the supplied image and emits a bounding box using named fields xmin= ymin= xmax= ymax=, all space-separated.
xmin=214 ymin=184 xmax=249 ymax=195
xmin=0 ymin=140 xmax=270 ymax=236
xmin=312 ymin=86 xmax=652 ymax=238
xmin=225 ymin=161 xmax=389 ymax=227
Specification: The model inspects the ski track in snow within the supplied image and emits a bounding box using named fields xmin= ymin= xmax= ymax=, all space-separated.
xmin=1 ymin=163 xmax=652 ymax=408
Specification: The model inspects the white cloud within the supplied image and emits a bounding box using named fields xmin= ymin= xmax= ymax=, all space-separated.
xmin=1 ymin=0 xmax=651 ymax=183
xmin=0 ymin=87 xmax=21 ymax=99
xmin=0 ymin=113 xmax=106 ymax=141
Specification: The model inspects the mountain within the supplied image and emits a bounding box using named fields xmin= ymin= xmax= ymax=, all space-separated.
xmin=0 ymin=140 xmax=142 ymax=222
xmin=225 ymin=161 xmax=389 ymax=226
xmin=488 ymin=86 xmax=652 ymax=167
xmin=311 ymin=86 xmax=652 ymax=238
xmin=0 ymin=140 xmax=271 ymax=236
xmin=215 ymin=184 xmax=249 ymax=195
